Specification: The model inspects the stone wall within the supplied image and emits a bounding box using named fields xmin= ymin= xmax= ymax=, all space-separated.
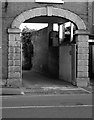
xmin=29 ymin=27 xmax=59 ymax=77
xmin=31 ymin=27 xmax=49 ymax=73
xmin=7 ymin=29 xmax=22 ymax=87
xmin=75 ymin=30 xmax=90 ymax=86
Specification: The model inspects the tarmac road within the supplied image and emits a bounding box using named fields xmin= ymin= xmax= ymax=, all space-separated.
xmin=1 ymin=94 xmax=93 ymax=118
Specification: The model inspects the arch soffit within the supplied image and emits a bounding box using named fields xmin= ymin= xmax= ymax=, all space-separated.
xmin=11 ymin=6 xmax=86 ymax=30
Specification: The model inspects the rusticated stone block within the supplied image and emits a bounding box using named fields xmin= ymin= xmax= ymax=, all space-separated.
xmin=78 ymin=60 xmax=88 ymax=66
xmin=14 ymin=60 xmax=21 ymax=66
xmin=15 ymin=41 xmax=21 ymax=47
xmin=8 ymin=66 xmax=21 ymax=72
xmin=9 ymin=53 xmax=20 ymax=60
xmin=14 ymin=47 xmax=21 ymax=53
xmin=29 ymin=9 xmax=35 ymax=18
xmin=78 ymin=66 xmax=88 ymax=72
xmin=8 ymin=72 xmax=21 ymax=78
xmin=9 ymin=34 xmax=15 ymax=41
xmin=9 ymin=41 xmax=20 ymax=47
xmin=15 ymin=13 xmax=25 ymax=23
xmin=77 ymin=71 xmax=88 ymax=78
xmin=78 ymin=54 xmax=89 ymax=60
xmin=77 ymin=42 xmax=88 ymax=48
xmin=8 ymin=53 xmax=14 ymax=60
xmin=14 ymin=66 xmax=21 ymax=72
xmin=78 ymin=48 xmax=89 ymax=54
xmin=12 ymin=19 xmax=21 ymax=29
xmin=7 ymin=79 xmax=22 ymax=87
xmin=76 ymin=35 xmax=88 ymax=42
xmin=76 ymin=78 xmax=90 ymax=87
xmin=8 ymin=47 xmax=14 ymax=53
xmin=52 ymin=8 xmax=61 ymax=17
xmin=15 ymin=34 xmax=21 ymax=41
xmin=41 ymin=7 xmax=47 ymax=16
xmin=9 ymin=41 xmax=15 ymax=47
xmin=8 ymin=60 xmax=13 ymax=66
xmin=14 ymin=54 xmax=20 ymax=60
xmin=22 ymin=10 xmax=31 ymax=21
xmin=34 ymin=8 xmax=43 ymax=17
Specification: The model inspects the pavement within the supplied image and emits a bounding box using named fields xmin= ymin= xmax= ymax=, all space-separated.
xmin=0 ymin=71 xmax=93 ymax=95
xmin=1 ymin=85 xmax=92 ymax=96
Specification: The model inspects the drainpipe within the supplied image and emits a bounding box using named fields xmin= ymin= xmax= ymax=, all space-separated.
xmin=4 ymin=0 xmax=8 ymax=12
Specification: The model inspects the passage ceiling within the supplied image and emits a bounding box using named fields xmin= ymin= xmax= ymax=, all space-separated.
xmin=24 ymin=16 xmax=68 ymax=24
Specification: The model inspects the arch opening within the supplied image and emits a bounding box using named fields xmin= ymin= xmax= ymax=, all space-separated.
xmin=20 ymin=15 xmax=77 ymax=87
xmin=8 ymin=6 xmax=89 ymax=87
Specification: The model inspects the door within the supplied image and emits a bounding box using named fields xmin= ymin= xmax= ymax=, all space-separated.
xmin=59 ymin=44 xmax=76 ymax=84
xmin=59 ymin=45 xmax=72 ymax=82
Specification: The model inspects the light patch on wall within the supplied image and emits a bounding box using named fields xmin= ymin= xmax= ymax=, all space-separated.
xmin=65 ymin=22 xmax=71 ymax=28
xmin=53 ymin=24 xmax=58 ymax=31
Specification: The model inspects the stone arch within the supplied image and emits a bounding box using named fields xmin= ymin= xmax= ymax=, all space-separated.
xmin=8 ymin=6 xmax=90 ymax=87
xmin=11 ymin=6 xmax=86 ymax=30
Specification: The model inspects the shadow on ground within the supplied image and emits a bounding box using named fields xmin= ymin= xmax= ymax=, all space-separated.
xmin=22 ymin=70 xmax=75 ymax=88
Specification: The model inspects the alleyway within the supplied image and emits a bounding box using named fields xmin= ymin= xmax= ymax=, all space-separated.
xmin=22 ymin=70 xmax=75 ymax=88
xmin=22 ymin=71 xmax=93 ymax=95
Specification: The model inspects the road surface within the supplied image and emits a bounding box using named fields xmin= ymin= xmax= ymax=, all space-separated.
xmin=1 ymin=94 xmax=93 ymax=118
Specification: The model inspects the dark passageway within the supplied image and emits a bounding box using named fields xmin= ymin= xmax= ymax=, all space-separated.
xmin=21 ymin=15 xmax=77 ymax=88
xmin=22 ymin=70 xmax=75 ymax=88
